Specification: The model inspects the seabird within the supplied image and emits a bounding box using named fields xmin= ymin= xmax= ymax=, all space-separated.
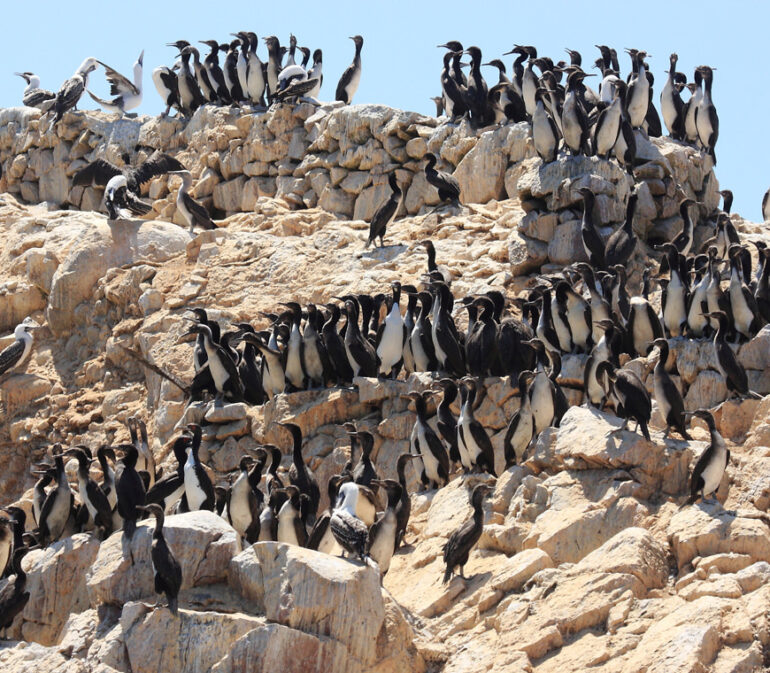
xmin=227 ymin=454 xmax=264 ymax=543
xmin=366 ymin=173 xmax=402 ymax=248
xmin=405 ymin=391 xmax=449 ymax=490
xmin=578 ymin=188 xmax=606 ymax=269
xmin=37 ymin=445 xmax=73 ymax=546
xmin=222 ymin=39 xmax=245 ymax=102
xmin=104 ymin=175 xmax=152 ymax=220
xmin=51 ymin=57 xmax=99 ymax=124
xmin=73 ymin=150 xmax=185 ymax=196
xmin=442 ymin=483 xmax=492 ymax=583
xmin=115 ymin=444 xmax=146 ymax=542
xmin=183 ymin=424 xmax=215 ymax=511
xmin=173 ymin=45 xmax=205 ymax=115
xmin=532 ymin=87 xmax=559 ymax=162
xmin=152 ymin=66 xmax=180 ymax=117
xmin=683 ymin=410 xmax=729 ymax=505
xmin=335 ymin=35 xmax=363 ymax=105
xmin=375 ymin=281 xmax=407 ymax=378
xmin=167 ymin=170 xmax=216 ymax=233
xmin=0 ymin=317 xmax=40 ymax=378
xmin=424 ymin=152 xmax=460 ymax=205
xmin=503 ymin=370 xmax=536 ymax=465
xmin=87 ymin=50 xmax=144 ymax=116
xmin=703 ymin=311 xmax=761 ymax=399
xmin=366 ymin=478 xmax=402 ymax=575
xmin=330 ymin=481 xmax=376 ymax=560
xmin=199 ymin=40 xmax=231 ymax=104
xmin=136 ymin=504 xmax=182 ymax=615
xmin=694 ymin=65 xmax=719 ymax=164
xmin=306 ymin=49 xmax=323 ymax=99
xmin=15 ymin=72 xmax=55 ymax=110
xmin=276 ymin=485 xmax=308 ymax=546
xmin=651 ymin=339 xmax=691 ymax=440
xmin=64 ymin=447 xmax=113 ymax=538
xmin=0 ymin=547 xmax=31 ymax=631
xmin=280 ymin=422 xmax=320 ymax=522
xmin=243 ymin=32 xmax=267 ymax=106
xmin=596 ymin=360 xmax=652 ymax=441
xmin=456 ymin=379 xmax=497 ymax=476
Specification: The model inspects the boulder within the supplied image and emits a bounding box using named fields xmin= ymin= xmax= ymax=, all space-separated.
xmin=668 ymin=503 xmax=770 ymax=570
xmin=16 ymin=534 xmax=101 ymax=645
xmin=87 ymin=511 xmax=241 ymax=607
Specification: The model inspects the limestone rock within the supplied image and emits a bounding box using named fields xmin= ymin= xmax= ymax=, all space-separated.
xmin=87 ymin=511 xmax=241 ymax=607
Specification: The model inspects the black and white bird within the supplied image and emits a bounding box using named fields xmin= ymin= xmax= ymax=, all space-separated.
xmin=73 ymin=151 xmax=185 ymax=197
xmin=329 ymin=480 xmax=376 ymax=561
xmin=52 ymin=57 xmax=99 ymax=124
xmin=104 ymin=175 xmax=152 ymax=220
xmin=168 ymin=170 xmax=216 ymax=233
xmin=424 ymin=152 xmax=460 ymax=205
xmin=15 ymin=72 xmax=55 ymax=110
xmin=335 ymin=35 xmax=363 ymax=104
xmin=366 ymin=173 xmax=402 ymax=248
xmin=684 ymin=410 xmax=729 ymax=505
xmin=152 ymin=66 xmax=180 ymax=117
xmin=0 ymin=317 xmax=40 ymax=378
xmin=87 ymin=50 xmax=144 ymax=116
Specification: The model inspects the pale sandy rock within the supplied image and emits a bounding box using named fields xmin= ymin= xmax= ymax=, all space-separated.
xmin=508 ymin=229 xmax=548 ymax=275
xmin=87 ymin=511 xmax=241 ymax=607
xmin=205 ymin=402 xmax=249 ymax=423
xmin=490 ymin=548 xmax=553 ymax=593
xmin=668 ymin=503 xmax=770 ymax=570
xmin=1 ymin=373 xmax=51 ymax=408
xmin=9 ymin=534 xmax=101 ymax=646
xmin=572 ymin=527 xmax=669 ymax=590
xmin=532 ymin=406 xmax=693 ymax=497
xmin=684 ymin=369 xmax=729 ymax=411
xmin=121 ymin=601 xmax=262 ymax=673
xmin=547 ymin=219 xmax=588 ymax=265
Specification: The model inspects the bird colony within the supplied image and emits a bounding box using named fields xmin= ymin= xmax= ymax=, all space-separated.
xmin=0 ymin=32 xmax=769 ymax=673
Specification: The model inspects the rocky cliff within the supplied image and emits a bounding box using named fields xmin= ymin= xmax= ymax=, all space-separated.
xmin=0 ymin=102 xmax=769 ymax=673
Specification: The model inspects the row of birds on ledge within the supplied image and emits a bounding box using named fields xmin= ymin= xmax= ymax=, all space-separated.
xmin=433 ymin=43 xmax=718 ymax=166
xmin=14 ymin=32 xmax=363 ymax=125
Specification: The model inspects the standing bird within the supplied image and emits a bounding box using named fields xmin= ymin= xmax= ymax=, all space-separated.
xmin=87 ymin=50 xmax=144 ymax=116
xmin=366 ymin=173 xmax=402 ymax=248
xmin=695 ymin=65 xmax=719 ymax=164
xmin=115 ymin=444 xmax=146 ymax=543
xmin=0 ymin=317 xmax=40 ymax=378
xmin=280 ymin=422 xmax=320 ymax=522
xmin=376 ymin=281 xmax=407 ymax=378
xmin=651 ymin=339 xmax=690 ymax=440
xmin=168 ymin=170 xmax=216 ymax=233
xmin=183 ymin=424 xmax=215 ymax=511
xmin=597 ymin=361 xmax=652 ymax=441
xmin=456 ymin=379 xmax=497 ymax=476
xmin=52 ymin=57 xmax=99 ymax=124
xmin=578 ymin=188 xmax=606 ymax=270
xmin=65 ymin=448 xmax=113 ymax=538
xmin=424 ymin=152 xmax=460 ymax=205
xmin=330 ymin=481 xmax=376 ymax=560
xmin=136 ymin=504 xmax=182 ymax=615
xmin=104 ymin=175 xmax=152 ymax=220
xmin=367 ymin=479 xmax=402 ymax=575
xmin=683 ymin=410 xmax=729 ymax=505
xmin=704 ymin=311 xmax=761 ymax=399
xmin=15 ymin=72 xmax=55 ymax=110
xmin=37 ymin=446 xmax=73 ymax=546
xmin=532 ymin=88 xmax=559 ymax=162
xmin=442 ymin=483 xmax=492 ymax=583
xmin=407 ymin=391 xmax=450 ymax=490
xmin=605 ymin=192 xmax=639 ymax=268
xmin=336 ymin=35 xmax=363 ymax=104
xmin=152 ymin=66 xmax=180 ymax=118
xmin=0 ymin=547 xmax=31 ymax=631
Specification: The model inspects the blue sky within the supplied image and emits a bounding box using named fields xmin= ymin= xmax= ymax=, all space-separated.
xmin=5 ymin=1 xmax=768 ymax=220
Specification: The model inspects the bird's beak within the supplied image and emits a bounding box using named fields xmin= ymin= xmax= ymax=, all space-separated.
xmin=138 ymin=50 xmax=144 ymax=65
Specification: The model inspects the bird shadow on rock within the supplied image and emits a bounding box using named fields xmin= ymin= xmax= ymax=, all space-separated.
xmin=358 ymin=244 xmax=408 ymax=262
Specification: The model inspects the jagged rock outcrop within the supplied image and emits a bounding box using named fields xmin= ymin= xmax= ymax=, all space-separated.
xmin=0 ymin=102 xmax=769 ymax=673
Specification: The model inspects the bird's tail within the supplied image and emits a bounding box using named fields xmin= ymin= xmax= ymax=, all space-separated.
xmin=442 ymin=566 xmax=452 ymax=584
xmin=86 ymin=89 xmax=112 ymax=109
xmin=640 ymin=420 xmax=651 ymax=442
xmin=123 ymin=517 xmax=136 ymax=541
xmin=168 ymin=595 xmax=179 ymax=617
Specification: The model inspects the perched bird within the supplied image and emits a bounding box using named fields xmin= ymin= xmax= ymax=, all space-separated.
xmin=366 ymin=478 xmax=402 ymax=575
xmin=136 ymin=504 xmax=182 ymax=615
xmin=168 ymin=170 xmax=216 ymax=233
xmin=704 ymin=311 xmax=761 ymax=399
xmin=336 ymin=35 xmax=363 ymax=104
xmin=684 ymin=410 xmax=729 ymax=505
xmin=597 ymin=361 xmax=652 ymax=441
xmin=424 ymin=153 xmax=460 ymax=205
xmin=52 ymin=57 xmax=99 ymax=124
xmin=0 ymin=547 xmax=31 ymax=630
xmin=651 ymin=339 xmax=691 ymax=440
xmin=87 ymin=50 xmax=144 ymax=116
xmin=366 ymin=173 xmax=402 ymax=248
xmin=152 ymin=66 xmax=180 ymax=118
xmin=15 ymin=72 xmax=55 ymax=110
xmin=104 ymin=175 xmax=152 ymax=220
xmin=0 ymin=317 xmax=40 ymax=378
xmin=115 ymin=444 xmax=146 ymax=542
xmin=442 ymin=483 xmax=492 ymax=583
xmin=330 ymin=481 xmax=376 ymax=561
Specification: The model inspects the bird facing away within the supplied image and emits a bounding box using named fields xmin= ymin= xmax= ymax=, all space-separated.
xmin=366 ymin=173 xmax=402 ymax=248
xmin=443 ymin=483 xmax=492 ymax=583
xmin=137 ymin=504 xmax=182 ymax=615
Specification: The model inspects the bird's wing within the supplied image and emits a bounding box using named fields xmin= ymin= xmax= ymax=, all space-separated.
xmin=124 ymin=190 xmax=153 ymax=216
xmin=0 ymin=340 xmax=24 ymax=376
xmin=133 ymin=152 xmax=186 ymax=186
xmin=182 ymin=193 xmax=216 ymax=229
xmin=275 ymin=77 xmax=319 ymax=101
xmin=72 ymin=159 xmax=122 ymax=187
xmin=97 ymin=61 xmax=139 ymax=96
